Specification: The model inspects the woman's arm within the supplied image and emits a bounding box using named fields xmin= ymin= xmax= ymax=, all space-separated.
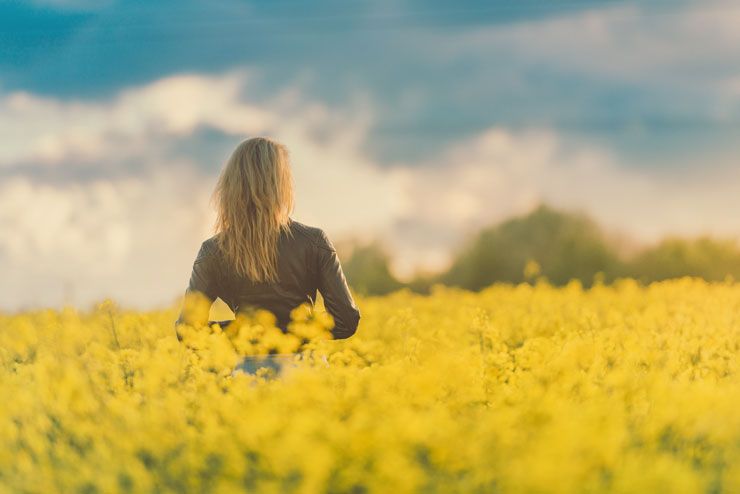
xmin=175 ymin=240 xmax=220 ymax=338
xmin=315 ymin=229 xmax=361 ymax=339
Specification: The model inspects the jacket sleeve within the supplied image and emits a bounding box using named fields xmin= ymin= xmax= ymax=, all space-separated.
xmin=315 ymin=229 xmax=361 ymax=339
xmin=175 ymin=241 xmax=219 ymax=334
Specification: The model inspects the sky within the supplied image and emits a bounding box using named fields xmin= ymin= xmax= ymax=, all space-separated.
xmin=1 ymin=0 xmax=740 ymax=310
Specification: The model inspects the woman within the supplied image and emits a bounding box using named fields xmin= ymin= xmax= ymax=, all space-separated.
xmin=175 ymin=136 xmax=361 ymax=347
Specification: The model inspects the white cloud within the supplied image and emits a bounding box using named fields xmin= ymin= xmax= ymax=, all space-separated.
xmin=0 ymin=70 xmax=274 ymax=166
xmin=0 ymin=166 xmax=215 ymax=310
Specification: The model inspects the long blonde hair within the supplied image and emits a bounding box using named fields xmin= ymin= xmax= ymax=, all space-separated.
xmin=212 ymin=137 xmax=295 ymax=283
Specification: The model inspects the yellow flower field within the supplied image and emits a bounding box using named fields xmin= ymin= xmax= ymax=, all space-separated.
xmin=1 ymin=278 xmax=739 ymax=493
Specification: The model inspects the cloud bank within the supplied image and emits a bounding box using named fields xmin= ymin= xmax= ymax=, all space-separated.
xmin=1 ymin=70 xmax=739 ymax=310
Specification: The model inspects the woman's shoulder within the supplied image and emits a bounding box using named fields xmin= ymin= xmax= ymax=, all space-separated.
xmin=288 ymin=218 xmax=321 ymax=240
xmin=288 ymin=218 xmax=332 ymax=250
xmin=196 ymin=234 xmax=222 ymax=261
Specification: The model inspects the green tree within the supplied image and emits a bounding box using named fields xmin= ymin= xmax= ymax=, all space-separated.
xmin=441 ymin=205 xmax=623 ymax=290
xmin=627 ymin=236 xmax=740 ymax=283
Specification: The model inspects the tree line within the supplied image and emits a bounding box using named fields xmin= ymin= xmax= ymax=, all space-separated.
xmin=340 ymin=205 xmax=740 ymax=295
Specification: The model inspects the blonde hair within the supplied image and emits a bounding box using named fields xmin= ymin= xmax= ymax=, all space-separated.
xmin=212 ymin=137 xmax=295 ymax=283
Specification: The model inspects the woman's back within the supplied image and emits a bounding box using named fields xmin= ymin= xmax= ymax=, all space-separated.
xmin=175 ymin=136 xmax=360 ymax=341
xmin=179 ymin=217 xmax=361 ymax=339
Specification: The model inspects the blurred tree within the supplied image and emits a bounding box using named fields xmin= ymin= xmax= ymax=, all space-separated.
xmin=338 ymin=206 xmax=740 ymax=295
xmin=441 ymin=205 xmax=623 ymax=289
xmin=340 ymin=242 xmax=404 ymax=296
xmin=627 ymin=237 xmax=740 ymax=283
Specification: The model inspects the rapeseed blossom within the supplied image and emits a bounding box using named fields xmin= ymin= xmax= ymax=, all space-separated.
xmin=0 ymin=278 xmax=738 ymax=493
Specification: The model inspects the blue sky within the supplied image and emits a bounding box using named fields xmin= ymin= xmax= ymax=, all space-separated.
xmin=1 ymin=0 xmax=740 ymax=309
